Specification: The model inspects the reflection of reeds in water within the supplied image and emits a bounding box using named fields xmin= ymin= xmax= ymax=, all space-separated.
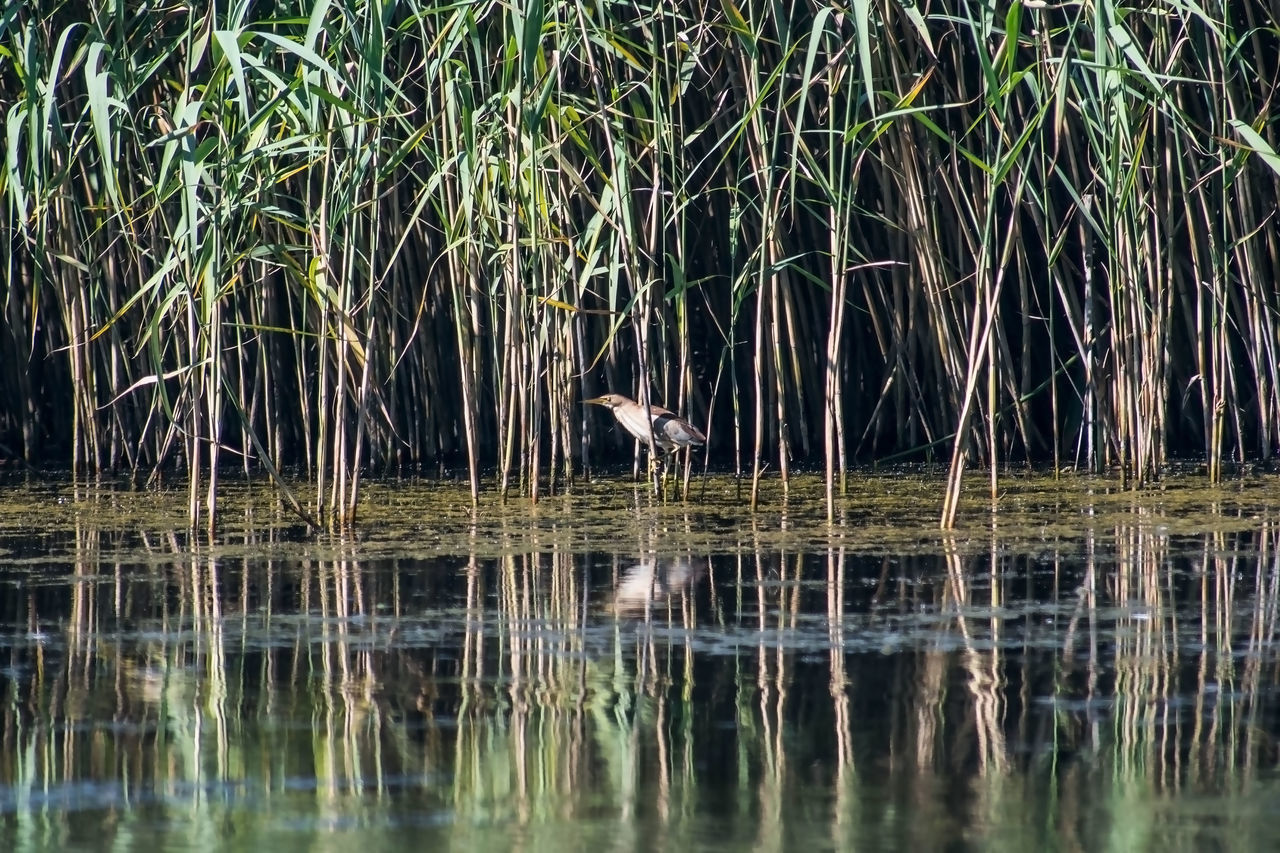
xmin=6 ymin=509 xmax=1280 ymax=847
xmin=1102 ymin=512 xmax=1280 ymax=796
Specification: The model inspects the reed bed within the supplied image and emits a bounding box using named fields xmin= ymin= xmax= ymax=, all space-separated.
xmin=2 ymin=0 xmax=1278 ymax=526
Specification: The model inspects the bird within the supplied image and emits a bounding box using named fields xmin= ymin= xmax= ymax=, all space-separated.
xmin=584 ymin=393 xmax=706 ymax=470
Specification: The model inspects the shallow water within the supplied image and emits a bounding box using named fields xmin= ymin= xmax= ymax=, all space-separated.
xmin=3 ymin=472 xmax=1280 ymax=852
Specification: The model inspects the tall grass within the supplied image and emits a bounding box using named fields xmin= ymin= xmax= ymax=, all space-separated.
xmin=2 ymin=0 xmax=1278 ymax=526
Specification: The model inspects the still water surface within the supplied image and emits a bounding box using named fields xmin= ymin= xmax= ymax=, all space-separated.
xmin=2 ymin=474 xmax=1280 ymax=851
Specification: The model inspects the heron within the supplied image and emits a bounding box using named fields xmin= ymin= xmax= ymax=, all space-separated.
xmin=584 ymin=393 xmax=706 ymax=475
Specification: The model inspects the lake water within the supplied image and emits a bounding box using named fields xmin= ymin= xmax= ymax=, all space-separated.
xmin=2 ymin=473 xmax=1280 ymax=851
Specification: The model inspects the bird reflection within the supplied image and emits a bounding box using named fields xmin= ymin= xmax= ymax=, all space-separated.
xmin=611 ymin=556 xmax=707 ymax=616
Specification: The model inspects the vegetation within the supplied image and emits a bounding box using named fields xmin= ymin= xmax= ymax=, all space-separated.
xmin=2 ymin=0 xmax=1278 ymax=526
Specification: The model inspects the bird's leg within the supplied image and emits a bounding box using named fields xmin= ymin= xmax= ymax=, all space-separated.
xmin=655 ymin=452 xmax=675 ymax=500
xmin=643 ymin=451 xmax=662 ymax=495
xmin=660 ymin=451 xmax=677 ymax=493
xmin=646 ymin=452 xmax=674 ymax=496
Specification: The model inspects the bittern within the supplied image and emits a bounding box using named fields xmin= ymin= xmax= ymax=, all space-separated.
xmin=584 ymin=393 xmax=706 ymax=470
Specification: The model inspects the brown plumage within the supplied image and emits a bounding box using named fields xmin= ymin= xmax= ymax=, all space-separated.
xmin=584 ymin=393 xmax=706 ymax=456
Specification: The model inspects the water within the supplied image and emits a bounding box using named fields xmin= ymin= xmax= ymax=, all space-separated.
xmin=2 ymin=473 xmax=1280 ymax=852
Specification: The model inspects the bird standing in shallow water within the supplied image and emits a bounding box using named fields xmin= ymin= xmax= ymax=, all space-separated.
xmin=584 ymin=393 xmax=706 ymax=475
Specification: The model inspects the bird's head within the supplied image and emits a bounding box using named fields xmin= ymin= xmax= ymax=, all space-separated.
xmin=583 ymin=393 xmax=627 ymax=410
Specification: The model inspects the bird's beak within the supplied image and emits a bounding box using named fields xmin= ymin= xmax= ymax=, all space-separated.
xmin=583 ymin=397 xmax=608 ymax=406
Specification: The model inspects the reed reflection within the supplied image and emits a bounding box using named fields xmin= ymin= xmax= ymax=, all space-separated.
xmin=3 ymin=504 xmax=1280 ymax=850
